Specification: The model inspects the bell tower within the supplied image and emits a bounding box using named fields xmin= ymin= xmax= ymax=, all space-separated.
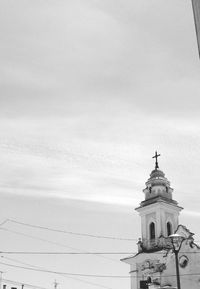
xmin=121 ymin=153 xmax=189 ymax=289
xmin=136 ymin=152 xmax=183 ymax=251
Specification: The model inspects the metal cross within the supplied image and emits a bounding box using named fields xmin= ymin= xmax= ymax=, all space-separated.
xmin=152 ymin=151 xmax=160 ymax=169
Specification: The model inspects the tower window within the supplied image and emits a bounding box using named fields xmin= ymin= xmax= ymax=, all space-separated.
xmin=167 ymin=222 xmax=172 ymax=236
xmin=140 ymin=281 xmax=148 ymax=289
xmin=150 ymin=222 xmax=155 ymax=240
xmin=147 ymin=277 xmax=152 ymax=284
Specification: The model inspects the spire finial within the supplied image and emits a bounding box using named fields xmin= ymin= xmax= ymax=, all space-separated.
xmin=152 ymin=151 xmax=161 ymax=169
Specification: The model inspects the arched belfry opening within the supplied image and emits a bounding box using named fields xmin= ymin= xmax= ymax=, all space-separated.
xmin=150 ymin=222 xmax=155 ymax=240
xmin=167 ymin=222 xmax=172 ymax=236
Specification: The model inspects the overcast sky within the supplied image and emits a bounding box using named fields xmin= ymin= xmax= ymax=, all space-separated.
xmin=1 ymin=0 xmax=200 ymax=289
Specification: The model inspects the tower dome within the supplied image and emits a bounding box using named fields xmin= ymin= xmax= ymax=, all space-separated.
xmin=150 ymin=168 xmax=165 ymax=178
xmin=141 ymin=152 xmax=175 ymax=205
xmin=146 ymin=168 xmax=170 ymax=188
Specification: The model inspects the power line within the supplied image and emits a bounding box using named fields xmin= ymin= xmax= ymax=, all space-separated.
xmin=1 ymin=256 xmax=47 ymax=270
xmin=2 ymin=250 xmax=200 ymax=255
xmin=2 ymin=278 xmax=50 ymax=289
xmin=63 ymin=275 xmax=115 ymax=289
xmin=0 ymin=227 xmax=119 ymax=264
xmin=0 ymin=261 xmax=130 ymax=278
xmin=4 ymin=219 xmax=136 ymax=241
xmin=4 ymin=219 xmax=200 ymax=244
xmin=0 ymin=227 xmax=79 ymax=250
xmin=2 ymin=260 xmax=200 ymax=279
xmin=0 ymin=220 xmax=9 ymax=227
xmin=1 ymin=256 xmax=115 ymax=289
xmin=0 ymin=251 xmax=133 ymax=255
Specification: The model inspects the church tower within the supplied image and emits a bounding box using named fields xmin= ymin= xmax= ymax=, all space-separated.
xmin=122 ymin=153 xmax=200 ymax=289
xmin=121 ymin=152 xmax=184 ymax=289
xmin=136 ymin=151 xmax=183 ymax=252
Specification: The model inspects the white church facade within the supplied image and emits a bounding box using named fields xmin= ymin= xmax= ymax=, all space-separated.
xmin=122 ymin=152 xmax=200 ymax=289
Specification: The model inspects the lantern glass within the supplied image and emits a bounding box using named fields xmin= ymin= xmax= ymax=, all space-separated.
xmin=169 ymin=233 xmax=185 ymax=252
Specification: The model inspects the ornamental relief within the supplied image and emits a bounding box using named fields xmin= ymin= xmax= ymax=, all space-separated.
xmin=140 ymin=260 xmax=166 ymax=274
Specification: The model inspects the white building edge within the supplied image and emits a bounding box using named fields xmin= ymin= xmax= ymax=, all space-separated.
xmin=121 ymin=154 xmax=200 ymax=289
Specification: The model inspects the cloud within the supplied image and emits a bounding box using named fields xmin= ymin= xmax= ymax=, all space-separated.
xmin=2 ymin=2 xmax=200 ymax=289
xmin=0 ymin=110 xmax=199 ymax=208
xmin=1 ymin=0 xmax=199 ymax=110
xmin=1 ymin=0 xmax=200 ymax=209
xmin=183 ymin=210 xmax=200 ymax=217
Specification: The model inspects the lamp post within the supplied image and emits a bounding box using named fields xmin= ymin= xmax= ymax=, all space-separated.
xmin=169 ymin=234 xmax=185 ymax=289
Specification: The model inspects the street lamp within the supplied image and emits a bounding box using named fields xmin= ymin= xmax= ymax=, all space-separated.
xmin=169 ymin=234 xmax=185 ymax=289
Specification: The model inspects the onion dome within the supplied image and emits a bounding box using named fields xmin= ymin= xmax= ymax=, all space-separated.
xmin=146 ymin=168 xmax=170 ymax=188
xmin=150 ymin=169 xmax=165 ymax=178
xmin=142 ymin=151 xmax=174 ymax=203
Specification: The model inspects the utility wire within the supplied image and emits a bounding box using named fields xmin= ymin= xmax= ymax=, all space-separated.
xmin=4 ymin=219 xmax=200 ymax=244
xmin=0 ymin=227 xmax=119 ymax=263
xmin=1 ymin=256 xmax=115 ymax=289
xmin=0 ymin=227 xmax=78 ymax=250
xmin=2 ymin=250 xmax=200 ymax=255
xmin=4 ymin=219 xmax=136 ymax=241
xmin=3 ymin=218 xmax=200 ymax=244
xmin=2 ymin=278 xmax=50 ymax=289
xmin=63 ymin=275 xmax=115 ymax=289
xmin=0 ymin=251 xmax=133 ymax=255
xmin=0 ymin=261 xmax=130 ymax=278
xmin=1 ymin=260 xmax=200 ymax=279
xmin=1 ymin=256 xmax=47 ymax=270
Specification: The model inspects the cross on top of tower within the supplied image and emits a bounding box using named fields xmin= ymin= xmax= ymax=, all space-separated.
xmin=152 ymin=151 xmax=161 ymax=169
